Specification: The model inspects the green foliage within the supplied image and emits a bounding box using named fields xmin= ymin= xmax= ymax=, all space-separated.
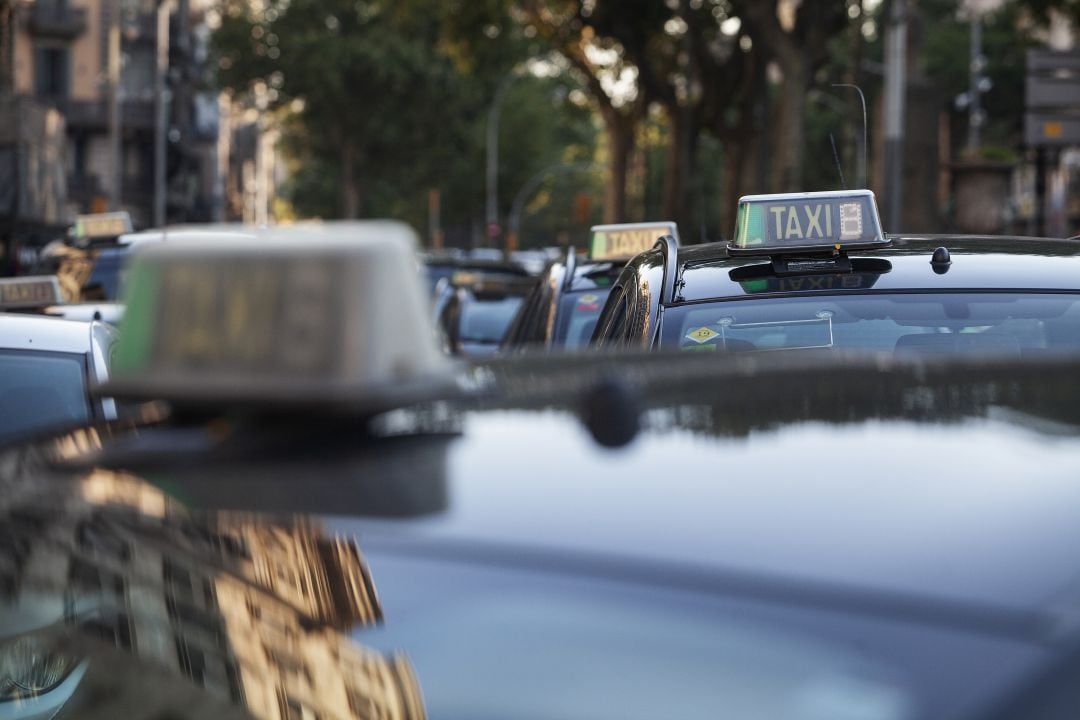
xmin=211 ymin=0 xmax=598 ymax=244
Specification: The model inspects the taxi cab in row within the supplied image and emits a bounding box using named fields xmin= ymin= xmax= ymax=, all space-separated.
xmin=592 ymin=190 xmax=1080 ymax=357
xmin=502 ymin=221 xmax=679 ymax=352
xmin=431 ymin=263 xmax=537 ymax=357
xmin=0 ymin=275 xmax=117 ymax=445
xmin=1 ymin=225 xmax=1078 ymax=719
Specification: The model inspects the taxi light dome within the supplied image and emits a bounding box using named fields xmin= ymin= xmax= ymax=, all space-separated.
xmin=729 ymin=189 xmax=886 ymax=256
xmin=101 ymin=222 xmax=454 ymax=411
xmin=588 ymin=221 xmax=679 ymax=261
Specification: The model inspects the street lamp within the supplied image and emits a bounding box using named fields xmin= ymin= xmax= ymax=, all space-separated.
xmin=507 ymin=162 xmax=599 ymax=249
xmin=485 ymin=68 xmax=523 ymax=248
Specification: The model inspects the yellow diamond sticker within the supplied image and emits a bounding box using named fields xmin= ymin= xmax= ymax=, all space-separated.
xmin=686 ymin=327 xmax=719 ymax=344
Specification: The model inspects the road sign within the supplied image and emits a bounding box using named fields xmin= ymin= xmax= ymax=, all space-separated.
xmin=1024 ymin=113 xmax=1080 ymax=146
xmin=1026 ymin=76 xmax=1080 ymax=108
xmin=1027 ymin=49 xmax=1080 ymax=73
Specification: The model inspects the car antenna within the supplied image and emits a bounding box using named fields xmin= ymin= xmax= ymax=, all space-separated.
xmin=832 ymin=83 xmax=868 ymax=188
xmin=829 ymin=133 xmax=846 ymax=190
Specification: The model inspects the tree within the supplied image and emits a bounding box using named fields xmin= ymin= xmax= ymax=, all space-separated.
xmin=520 ymin=0 xmax=649 ymax=223
xmin=740 ymin=0 xmax=850 ymax=191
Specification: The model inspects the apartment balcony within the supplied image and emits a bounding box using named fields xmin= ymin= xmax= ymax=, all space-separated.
xmin=66 ymin=99 xmax=155 ymax=132
xmin=27 ymin=4 xmax=88 ymax=39
xmin=121 ymin=12 xmax=158 ymax=44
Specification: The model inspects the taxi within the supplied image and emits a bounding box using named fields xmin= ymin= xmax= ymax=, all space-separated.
xmin=592 ymin=190 xmax=1080 ymax=356
xmin=0 ymin=276 xmax=117 ymax=444
xmin=502 ymin=222 xmax=679 ymax=352
xmin=39 ymin=224 xmax=256 ymax=325
xmin=2 ymin=226 xmax=1080 ymax=719
xmin=431 ymin=264 xmax=537 ymax=357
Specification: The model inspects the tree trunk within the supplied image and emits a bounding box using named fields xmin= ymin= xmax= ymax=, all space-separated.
xmin=604 ymin=116 xmax=634 ymax=223
xmin=722 ymin=129 xmax=756 ymax=238
xmin=773 ymin=56 xmax=809 ymax=192
xmin=341 ymin=140 xmax=360 ymax=219
xmin=662 ymin=104 xmax=685 ymax=226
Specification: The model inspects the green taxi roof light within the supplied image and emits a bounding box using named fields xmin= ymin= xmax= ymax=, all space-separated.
xmin=101 ymin=222 xmax=454 ymax=412
xmin=73 ymin=212 xmax=133 ymax=242
xmin=729 ymin=190 xmax=887 ymax=256
xmin=588 ymin=221 xmax=679 ymax=261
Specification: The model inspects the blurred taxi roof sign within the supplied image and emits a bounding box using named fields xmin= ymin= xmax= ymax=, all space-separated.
xmin=98 ymin=222 xmax=454 ymax=412
xmin=588 ymin=221 xmax=679 ymax=261
xmin=728 ymin=190 xmax=887 ymax=256
xmin=0 ymin=276 xmax=64 ymax=310
xmin=73 ymin=212 xmax=134 ymax=246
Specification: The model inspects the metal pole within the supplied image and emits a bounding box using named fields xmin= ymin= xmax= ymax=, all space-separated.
xmin=1035 ymin=147 xmax=1047 ymax=237
xmin=107 ymin=0 xmax=122 ymax=209
xmin=883 ymin=0 xmax=907 ymax=231
xmin=4 ymin=3 xmax=20 ymax=275
xmin=832 ymin=84 xmax=868 ymax=189
xmin=967 ymin=17 xmax=982 ymax=151
xmin=485 ymin=73 xmax=514 ymax=247
xmin=153 ymin=0 xmax=170 ymax=227
xmin=253 ymin=83 xmax=269 ymax=227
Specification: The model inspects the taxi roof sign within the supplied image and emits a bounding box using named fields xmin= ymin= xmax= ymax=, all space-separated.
xmin=728 ymin=190 xmax=887 ymax=256
xmin=0 ymin=276 xmax=64 ymax=310
xmin=589 ymin=222 xmax=679 ymax=261
xmin=73 ymin=212 xmax=134 ymax=245
xmin=99 ymin=222 xmax=454 ymax=411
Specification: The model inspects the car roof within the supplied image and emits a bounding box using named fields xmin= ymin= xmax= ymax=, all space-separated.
xmin=671 ymin=235 xmax=1080 ymax=304
xmin=0 ymin=314 xmax=99 ymax=354
xmin=349 ymin=354 xmax=1080 ymax=631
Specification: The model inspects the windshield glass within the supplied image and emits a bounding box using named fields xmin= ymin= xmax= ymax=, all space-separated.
xmin=555 ymin=289 xmax=611 ymax=348
xmin=0 ymin=350 xmax=90 ymax=443
xmin=660 ymin=293 xmax=1080 ymax=356
xmin=83 ymin=248 xmax=129 ymax=301
xmin=459 ymin=295 xmax=525 ymax=344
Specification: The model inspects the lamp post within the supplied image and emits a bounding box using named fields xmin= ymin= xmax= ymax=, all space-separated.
xmin=508 ymin=162 xmax=598 ymax=249
xmin=485 ymin=70 xmax=521 ymax=248
xmin=153 ymin=0 xmax=171 ymax=227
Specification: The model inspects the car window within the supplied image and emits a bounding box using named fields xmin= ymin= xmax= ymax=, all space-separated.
xmin=0 ymin=349 xmax=90 ymax=443
xmin=83 ymin=249 xmax=128 ymax=301
xmin=661 ymin=293 xmax=1080 ymax=356
xmin=555 ymin=289 xmax=611 ymax=348
xmin=459 ymin=296 xmax=525 ymax=344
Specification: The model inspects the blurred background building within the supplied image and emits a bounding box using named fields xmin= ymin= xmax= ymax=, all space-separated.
xmin=0 ymin=465 xmax=425 ymax=719
xmin=0 ymin=0 xmax=223 ymax=241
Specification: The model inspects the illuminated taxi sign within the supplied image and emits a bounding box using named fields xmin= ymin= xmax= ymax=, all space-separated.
xmin=589 ymin=221 xmax=678 ymax=261
xmin=729 ymin=190 xmax=886 ymax=256
xmin=0 ymin=276 xmax=63 ymax=309
xmin=101 ymin=223 xmax=453 ymax=409
xmin=73 ymin=212 xmax=133 ymax=244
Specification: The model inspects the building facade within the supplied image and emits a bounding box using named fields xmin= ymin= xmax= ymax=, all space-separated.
xmin=0 ymin=0 xmax=221 ymax=234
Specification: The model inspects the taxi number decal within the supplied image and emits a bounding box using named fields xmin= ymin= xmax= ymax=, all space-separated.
xmin=686 ymin=327 xmax=719 ymax=344
xmin=577 ymin=294 xmax=601 ymax=311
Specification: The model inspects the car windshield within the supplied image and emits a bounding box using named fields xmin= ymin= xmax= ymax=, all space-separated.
xmin=459 ymin=295 xmax=525 ymax=344
xmin=660 ymin=293 xmax=1080 ymax=356
xmin=555 ymin=289 xmax=611 ymax=348
xmin=0 ymin=349 xmax=90 ymax=443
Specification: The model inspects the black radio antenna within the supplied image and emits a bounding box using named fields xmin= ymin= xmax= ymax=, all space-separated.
xmin=832 ymin=83 xmax=868 ymax=188
xmin=829 ymin=133 xmax=846 ymax=190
